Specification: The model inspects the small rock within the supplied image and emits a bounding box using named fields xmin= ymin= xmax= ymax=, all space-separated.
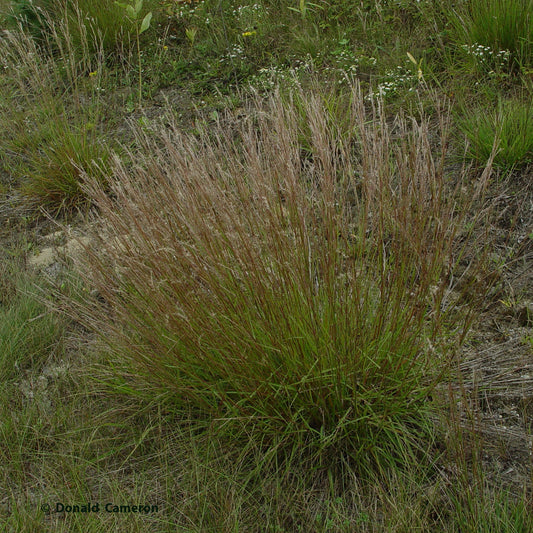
xmin=28 ymin=236 xmax=92 ymax=270
xmin=28 ymin=247 xmax=56 ymax=269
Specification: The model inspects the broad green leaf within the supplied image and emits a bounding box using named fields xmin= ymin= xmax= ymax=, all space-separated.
xmin=114 ymin=1 xmax=129 ymax=9
xmin=134 ymin=0 xmax=143 ymax=17
xmin=139 ymin=12 xmax=152 ymax=34
xmin=126 ymin=5 xmax=136 ymax=18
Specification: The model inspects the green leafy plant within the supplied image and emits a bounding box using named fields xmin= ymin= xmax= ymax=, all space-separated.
xmin=115 ymin=0 xmax=152 ymax=107
xmin=458 ymin=98 xmax=533 ymax=170
xmin=185 ymin=26 xmax=197 ymax=46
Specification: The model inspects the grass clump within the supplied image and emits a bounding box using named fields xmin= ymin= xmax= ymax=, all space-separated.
xmin=7 ymin=0 xmax=54 ymax=42
xmin=452 ymin=0 xmax=533 ymax=70
xmin=0 ymin=21 xmax=113 ymax=210
xmin=19 ymin=115 xmax=112 ymax=210
xmin=70 ymin=85 xmax=490 ymax=478
xmin=458 ymin=98 xmax=533 ymax=170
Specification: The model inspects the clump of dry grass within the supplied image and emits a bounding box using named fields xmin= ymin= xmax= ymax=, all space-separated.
xmin=71 ymin=85 xmax=491 ymax=476
xmin=0 ymin=17 xmax=111 ymax=210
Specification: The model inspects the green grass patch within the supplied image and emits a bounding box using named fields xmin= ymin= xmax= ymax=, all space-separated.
xmin=20 ymin=117 xmax=112 ymax=211
xmin=7 ymin=0 xmax=159 ymax=55
xmin=0 ymin=271 xmax=64 ymax=381
xmin=0 ymin=22 xmax=115 ymax=211
xmin=457 ymin=97 xmax=533 ymax=170
xmin=451 ymin=0 xmax=533 ymax=70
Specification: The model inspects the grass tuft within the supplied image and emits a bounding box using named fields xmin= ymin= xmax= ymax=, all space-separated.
xmin=458 ymin=97 xmax=533 ymax=170
xmin=69 ymin=85 xmax=491 ymax=477
xmin=452 ymin=0 xmax=533 ymax=70
xmin=0 ymin=20 xmax=112 ymax=210
xmin=20 ymin=116 xmax=112 ymax=211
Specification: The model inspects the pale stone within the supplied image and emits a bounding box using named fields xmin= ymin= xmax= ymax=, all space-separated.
xmin=28 ymin=236 xmax=92 ymax=269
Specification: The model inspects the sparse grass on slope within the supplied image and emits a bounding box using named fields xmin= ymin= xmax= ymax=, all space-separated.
xmin=0 ymin=271 xmax=64 ymax=381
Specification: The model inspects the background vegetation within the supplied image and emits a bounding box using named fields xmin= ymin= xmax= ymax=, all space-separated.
xmin=0 ymin=0 xmax=532 ymax=530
